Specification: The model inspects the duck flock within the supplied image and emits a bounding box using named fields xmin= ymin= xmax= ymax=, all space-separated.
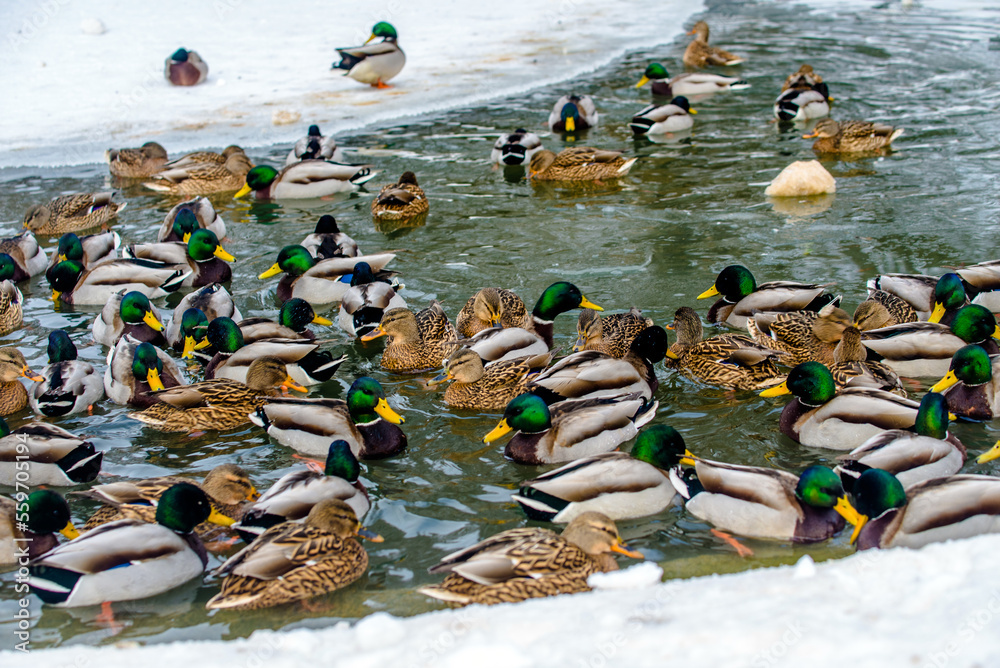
xmin=3 ymin=17 xmax=1000 ymax=622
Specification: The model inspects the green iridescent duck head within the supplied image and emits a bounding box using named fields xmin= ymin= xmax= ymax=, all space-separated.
xmin=155 ymin=483 xmax=234 ymax=533
xmin=258 ymin=245 xmax=315 ymax=279
xmin=325 ymin=440 xmax=361 ymax=481
xmin=47 ymin=260 xmax=85 ymax=301
xmin=179 ymin=308 xmax=210 ymax=358
xmin=206 ymin=316 xmax=245 ymax=354
xmin=913 ymin=391 xmax=951 ymax=439
xmin=835 ymin=469 xmax=907 ymax=543
xmin=0 ymin=254 xmax=14 ymax=282
xmin=794 ymin=466 xmax=847 ymax=510
xmin=532 ymin=282 xmax=602 ymax=321
xmin=484 ymin=393 xmax=552 ymax=442
xmin=235 ymin=166 xmax=280 ymax=199
xmin=120 ymin=291 xmax=164 ymax=330
xmin=54 ymin=233 xmax=84 ymax=263
xmin=928 ymin=273 xmax=967 ymax=324
xmin=346 ymin=377 xmax=404 ymax=425
xmin=25 ymin=489 xmax=79 ymax=539
xmin=631 ymin=425 xmax=690 ymax=469
xmin=132 ymin=342 xmax=166 ymax=391
xmin=187 ymin=229 xmax=235 ymax=263
xmin=759 ymin=361 xmax=836 ymax=406
xmin=46 ymin=330 xmax=78 ymax=363
xmin=279 ymin=298 xmax=332 ymax=332
xmin=949 ymin=305 xmax=1000 ymax=344
xmin=698 ymin=265 xmax=756 ymax=304
xmin=931 ymin=344 xmax=993 ymax=392
xmin=636 ymin=62 xmax=670 ymax=88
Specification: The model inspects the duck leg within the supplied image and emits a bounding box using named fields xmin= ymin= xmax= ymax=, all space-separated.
xmin=710 ymin=528 xmax=754 ymax=557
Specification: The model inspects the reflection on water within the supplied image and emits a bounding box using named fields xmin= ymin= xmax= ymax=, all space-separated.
xmin=2 ymin=0 xmax=1000 ymax=648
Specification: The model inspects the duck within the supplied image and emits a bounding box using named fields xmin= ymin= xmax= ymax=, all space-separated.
xmin=428 ymin=347 xmax=550 ymax=411
xmin=665 ymin=306 xmax=785 ymax=391
xmin=47 ymin=258 xmax=189 ymax=305
xmin=235 ymin=441 xmax=369 ymax=541
xmin=104 ymin=338 xmax=186 ymax=407
xmin=529 ymin=147 xmax=637 ymax=181
xmin=235 ymin=161 xmax=378 ymax=200
xmin=45 ymin=231 xmax=120 ymax=271
xmin=828 ymin=326 xmax=904 ymax=394
xmin=251 ymin=376 xmax=406 ymax=459
xmin=238 ymin=299 xmax=331 ymax=343
xmin=361 ymin=302 xmax=458 ymax=373
xmin=107 ymin=141 xmax=169 ymax=178
xmin=164 ymin=283 xmax=243 ymax=356
xmin=462 ymin=326 xmax=550 ymax=364
xmin=1 ymin=490 xmax=78 ymax=565
xmin=773 ymin=83 xmax=831 ymax=122
xmin=865 ymin=272 xmax=966 ymax=323
xmin=207 ymin=498 xmax=379 ymax=610
xmin=835 ymin=392 xmax=965 ymax=490
xmin=574 ymin=307 xmax=652 ymax=358
xmin=760 ymin=361 xmax=923 ymax=450
xmin=635 ymin=62 xmax=749 ymax=97
xmin=23 ymin=193 xmax=125 ymax=236
xmin=300 ymin=215 xmax=360 ymax=259
xmin=804 ymin=119 xmax=903 ymax=153
xmin=29 ymin=483 xmax=232 ymax=607
xmin=697 ymin=264 xmax=839 ymax=330
xmin=286 ymin=125 xmax=345 ymax=165
xmin=338 ymin=262 xmax=407 ymax=338
xmin=782 ymin=64 xmax=823 ymax=91
xmin=513 ymin=424 xmax=688 ymax=523
xmin=835 ymin=469 xmax=1000 ymax=549
xmin=157 ymin=197 xmax=226 ymax=243
xmin=763 ymin=160 xmax=836 ymax=197
xmin=370 ymin=171 xmax=428 ymax=220
xmin=929 ymin=344 xmax=1000 ymax=421
xmin=860 ymin=304 xmax=1000 ymax=378
xmin=0 ymin=255 xmax=23 ymax=335
xmin=548 ymin=94 xmax=599 ymax=133
xmin=629 ymin=97 xmax=697 ymax=136
xmin=165 ymin=48 xmax=208 ymax=85
xmin=669 ymin=459 xmax=847 ymax=542
xmin=0 ymin=348 xmax=43 ymax=415
xmin=853 ymin=290 xmax=918 ymax=330
xmin=91 ymin=290 xmax=167 ymax=348
xmin=484 ymin=391 xmax=657 ymax=465
xmin=144 ymin=152 xmax=254 ymax=196
xmin=683 ymin=21 xmax=745 ymax=67
xmin=940 ymin=259 xmax=1000 ymax=313
xmin=491 ymin=129 xmax=543 ymax=166
xmin=30 ymin=330 xmax=105 ymax=416
xmin=333 ymin=22 xmax=405 ymax=88
xmin=0 ymin=231 xmax=47 ymax=281
xmin=0 ymin=418 xmax=101 ymax=486
xmin=124 ymin=228 xmax=235 ymax=288
xmin=418 ymin=511 xmax=642 ymax=606
xmin=457 ymin=288 xmax=531 ymax=338
xmin=926 ymin=273 xmax=971 ymax=325
xmin=160 ymin=145 xmax=246 ymax=170
xmin=258 ymin=245 xmax=396 ymax=305
xmin=746 ymin=303 xmax=853 ymax=366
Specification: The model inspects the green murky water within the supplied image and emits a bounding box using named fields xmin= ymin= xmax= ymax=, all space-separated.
xmin=2 ymin=0 xmax=1000 ymax=649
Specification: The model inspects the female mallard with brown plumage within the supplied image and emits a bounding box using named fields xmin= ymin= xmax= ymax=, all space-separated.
xmin=128 ymin=357 xmax=306 ymax=432
xmin=361 ymin=302 xmax=457 ymax=373
xmin=804 ymin=119 xmax=903 ymax=153
xmin=144 ymin=152 xmax=253 ymax=196
xmin=427 ymin=347 xmax=550 ymax=411
xmin=853 ymin=290 xmax=918 ymax=331
xmin=370 ymin=171 xmax=428 ymax=220
xmin=829 ymin=327 xmax=904 ymax=395
xmin=747 ymin=303 xmax=852 ymax=366
xmin=697 ymin=265 xmax=838 ymax=330
xmin=0 ymin=348 xmax=43 ymax=415
xmin=418 ymin=511 xmax=642 ymax=606
xmin=107 ymin=142 xmax=169 ymax=178
xmin=529 ymin=147 xmax=637 ymax=182
xmin=574 ymin=307 xmax=652 ymax=358
xmin=456 ymin=288 xmax=530 ymax=337
xmin=782 ymin=64 xmax=823 ymax=91
xmin=23 ymin=193 xmax=125 ymax=236
xmin=664 ymin=307 xmax=784 ymax=391
xmin=161 ymin=145 xmax=245 ymax=170
xmin=683 ymin=21 xmax=745 ymax=67
xmin=0 ymin=255 xmax=23 ymax=336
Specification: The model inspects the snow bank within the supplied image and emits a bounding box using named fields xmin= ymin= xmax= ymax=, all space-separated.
xmin=10 ymin=535 xmax=1000 ymax=667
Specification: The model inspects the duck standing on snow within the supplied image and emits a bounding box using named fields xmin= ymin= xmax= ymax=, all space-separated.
xmin=333 ymin=22 xmax=405 ymax=88
xmin=165 ymin=48 xmax=208 ymax=86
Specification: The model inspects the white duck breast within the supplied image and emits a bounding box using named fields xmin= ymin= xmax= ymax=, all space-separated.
xmin=237 ymin=469 xmax=369 ymax=537
xmin=30 ymin=359 xmax=105 ymax=417
xmin=773 ymin=88 xmax=830 ymax=122
xmin=667 ymin=72 xmax=750 ymax=96
xmin=629 ymin=102 xmax=694 ymax=135
xmin=338 ymin=282 xmax=407 ymax=337
xmin=337 ymin=41 xmax=406 ymax=85
xmin=860 ymin=322 xmax=968 ymax=378
xmin=491 ymin=131 xmax=543 ymax=166
xmin=466 ymin=327 xmax=549 ymax=363
xmin=879 ymin=475 xmax=1000 ymax=549
xmin=836 ymin=430 xmax=965 ymax=489
xmin=0 ymin=424 xmax=101 ymax=486
xmin=792 ymin=388 xmax=920 ymax=450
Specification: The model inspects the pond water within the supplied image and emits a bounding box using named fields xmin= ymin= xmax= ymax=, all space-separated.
xmin=2 ymin=0 xmax=999 ymax=649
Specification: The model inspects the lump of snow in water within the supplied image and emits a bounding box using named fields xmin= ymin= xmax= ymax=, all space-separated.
xmin=589 ymin=562 xmax=663 ymax=590
xmin=764 ymin=160 xmax=836 ymax=197
xmin=80 ymin=19 xmax=106 ymax=35
xmin=353 ymin=611 xmax=405 ymax=649
xmin=793 ymin=554 xmax=816 ymax=579
xmin=272 ymin=110 xmax=302 ymax=126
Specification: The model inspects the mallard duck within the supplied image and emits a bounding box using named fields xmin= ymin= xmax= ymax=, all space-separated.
xmin=287 ymin=125 xmax=345 ymax=165
xmin=463 ymin=326 xmax=549 ymax=364
xmin=683 ymin=21 xmax=745 ymax=67
xmin=161 ymin=145 xmax=245 ymax=170
xmin=370 ymin=171 xmax=428 ymax=220
xmin=574 ymin=307 xmax=652 ymax=358
xmin=92 ymin=290 xmax=167 ymax=348
xmin=235 ymin=161 xmax=377 ymax=200
xmin=926 ymin=273 xmax=971 ymax=325
xmin=129 ymin=357 xmax=305 ymax=432
xmin=773 ymin=83 xmax=831 ymax=122
xmin=0 ymin=256 xmax=23 ymax=335
xmin=698 ymin=265 xmax=838 ymax=330
xmin=747 ymin=304 xmax=852 ymax=366
xmin=207 ymin=498 xmax=379 ymax=610
xmin=861 ymin=304 xmax=1000 ymax=378
xmin=30 ymin=330 xmax=105 ymax=416
xmin=457 ymin=288 xmax=530 ymax=337
xmin=763 ymin=160 xmax=836 ymax=197
xmin=23 ymin=193 xmax=125 ymax=236
xmin=529 ymin=147 xmax=637 ymax=181
xmin=235 ymin=441 xmax=369 ymax=541
xmin=761 ymin=361 xmax=923 ymax=450
xmin=635 ymin=62 xmax=749 ymax=97
xmin=300 ymin=215 xmax=360 ymax=259
xmin=513 ymin=424 xmax=687 ymax=522
xmin=165 ymin=283 xmax=243 ymax=355
xmin=491 ymin=129 xmax=543 ymax=166
xmin=418 ymin=511 xmax=642 ymax=606
xmin=428 ymin=348 xmax=550 ymax=411
xmin=804 ymin=119 xmax=903 ymax=153
xmin=0 ymin=418 xmax=101 ymax=486
xmin=165 ymin=48 xmax=208 ymax=85
xmin=548 ymin=95 xmax=599 ymax=133
xmin=361 ymin=302 xmax=458 ymax=373
xmin=665 ymin=307 xmax=785 ymax=391
xmin=124 ymin=228 xmax=235 ymax=288
xmin=783 ymin=64 xmax=823 ymax=91
xmin=853 ymin=290 xmax=918 ymax=330
xmin=944 ymin=259 xmax=1000 ymax=313
xmin=338 ymin=262 xmax=406 ymax=338
xmin=107 ymin=142 xmax=169 ymax=178
xmin=929 ymin=344 xmax=1000 ymax=420
xmin=829 ymin=326 xmax=904 ymax=394
xmin=865 ymin=273 xmax=938 ymax=318
xmin=629 ymin=97 xmax=697 ymax=136
xmin=238 ymin=299 xmax=331 ymax=343
xmin=835 ymin=470 xmax=1000 ymax=549
xmin=484 ymin=392 xmax=657 ymax=465
xmin=1 ymin=490 xmax=78 ymax=565
xmin=0 ymin=348 xmax=43 ymax=415
xmin=670 ymin=460 xmax=847 ymax=542
xmin=157 ymin=197 xmax=226 ymax=243
xmin=45 ymin=231 xmax=120 ymax=271
xmin=47 ymin=258 xmax=189 ymax=305
xmin=144 ymin=152 xmax=253 ymax=196
xmin=258 ymin=245 xmax=396 ymax=304
xmin=104 ymin=338 xmax=186 ymax=407
xmin=29 ymin=483 xmax=232 ymax=607
xmin=251 ymin=377 xmax=406 ymax=459
xmin=0 ymin=231 xmax=47 ymax=281
xmin=835 ymin=392 xmax=965 ymax=490
xmin=333 ymin=22 xmax=405 ymax=88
